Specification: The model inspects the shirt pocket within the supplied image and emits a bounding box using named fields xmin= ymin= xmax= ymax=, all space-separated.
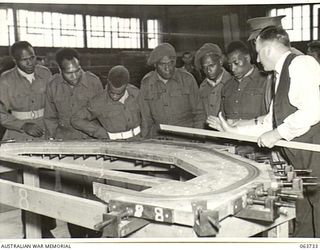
xmin=76 ymin=93 xmax=91 ymax=107
xmin=127 ymin=99 xmax=141 ymax=125
xmin=169 ymin=88 xmax=191 ymax=114
xmin=99 ymin=108 xmax=123 ymax=130
xmin=242 ymin=88 xmax=265 ymax=115
xmin=33 ymin=93 xmax=46 ymax=109
xmin=144 ymin=91 xmax=163 ymax=119
xmin=11 ymin=93 xmax=27 ymax=110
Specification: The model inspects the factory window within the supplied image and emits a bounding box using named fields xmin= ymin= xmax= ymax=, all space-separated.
xmin=147 ymin=19 xmax=160 ymax=49
xmin=313 ymin=4 xmax=320 ymax=40
xmin=16 ymin=9 xmax=84 ymax=47
xmin=0 ymin=8 xmax=15 ymax=46
xmin=0 ymin=8 xmax=160 ymax=49
xmin=86 ymin=15 xmax=141 ymax=49
xmin=269 ymin=5 xmax=310 ymax=41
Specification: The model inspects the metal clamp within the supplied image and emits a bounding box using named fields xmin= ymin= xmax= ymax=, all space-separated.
xmin=192 ymin=201 xmax=220 ymax=237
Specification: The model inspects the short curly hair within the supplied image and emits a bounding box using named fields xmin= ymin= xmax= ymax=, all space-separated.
xmin=55 ymin=48 xmax=80 ymax=69
xmin=226 ymin=40 xmax=250 ymax=56
xmin=10 ymin=41 xmax=33 ymax=60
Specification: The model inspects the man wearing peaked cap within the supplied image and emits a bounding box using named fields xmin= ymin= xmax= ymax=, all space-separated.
xmin=247 ymin=15 xmax=285 ymax=41
xmin=247 ymin=15 xmax=304 ymax=56
xmin=195 ymin=43 xmax=232 ymax=118
xmin=140 ymin=43 xmax=205 ymax=138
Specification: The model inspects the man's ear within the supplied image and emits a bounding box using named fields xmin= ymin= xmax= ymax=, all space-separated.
xmin=265 ymin=46 xmax=273 ymax=58
xmin=219 ymin=58 xmax=223 ymax=66
xmin=244 ymin=54 xmax=251 ymax=63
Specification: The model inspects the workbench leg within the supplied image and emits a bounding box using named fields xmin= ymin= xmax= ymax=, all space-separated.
xmin=23 ymin=169 xmax=41 ymax=238
xmin=265 ymin=221 xmax=289 ymax=238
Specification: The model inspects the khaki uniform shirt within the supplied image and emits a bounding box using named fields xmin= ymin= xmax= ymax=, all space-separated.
xmin=44 ymin=71 xmax=103 ymax=140
xmin=71 ymin=84 xmax=141 ymax=138
xmin=199 ymin=69 xmax=232 ymax=117
xmin=139 ymin=68 xmax=205 ymax=138
xmin=221 ymin=66 xmax=268 ymax=120
xmin=0 ymin=65 xmax=51 ymax=141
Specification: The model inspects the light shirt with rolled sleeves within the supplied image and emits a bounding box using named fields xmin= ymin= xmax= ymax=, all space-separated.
xmin=237 ymin=51 xmax=320 ymax=141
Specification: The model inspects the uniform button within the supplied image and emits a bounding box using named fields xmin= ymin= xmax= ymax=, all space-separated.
xmin=238 ymin=88 xmax=241 ymax=91
xmin=235 ymin=100 xmax=238 ymax=103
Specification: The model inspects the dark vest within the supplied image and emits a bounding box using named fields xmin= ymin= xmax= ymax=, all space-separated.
xmin=273 ymin=53 xmax=320 ymax=143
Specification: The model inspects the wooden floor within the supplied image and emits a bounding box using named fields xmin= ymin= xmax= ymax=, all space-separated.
xmin=0 ymin=208 xmax=70 ymax=239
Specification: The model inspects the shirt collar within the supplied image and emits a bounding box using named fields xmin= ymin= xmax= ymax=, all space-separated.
xmin=206 ymin=69 xmax=224 ymax=87
xmin=118 ymin=89 xmax=129 ymax=104
xmin=105 ymin=87 xmax=129 ymax=104
xmin=237 ymin=66 xmax=254 ymax=82
xmin=275 ymin=50 xmax=291 ymax=75
xmin=61 ymin=69 xmax=88 ymax=88
xmin=156 ymin=72 xmax=169 ymax=84
xmin=17 ymin=67 xmax=35 ymax=83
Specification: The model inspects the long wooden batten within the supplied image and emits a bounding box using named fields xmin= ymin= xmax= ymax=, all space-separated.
xmin=160 ymin=124 xmax=320 ymax=152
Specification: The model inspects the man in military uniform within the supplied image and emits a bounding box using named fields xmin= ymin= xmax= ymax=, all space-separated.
xmin=71 ymin=65 xmax=141 ymax=140
xmin=44 ymin=47 xmax=103 ymax=238
xmin=194 ymin=43 xmax=232 ymax=118
xmin=180 ymin=51 xmax=202 ymax=86
xmin=44 ymin=48 xmax=103 ymax=140
xmin=0 ymin=41 xmax=51 ymax=141
xmin=208 ymin=18 xmax=320 ymax=238
xmin=221 ymin=40 xmax=269 ymax=122
xmin=307 ymin=41 xmax=320 ymax=64
xmin=0 ymin=41 xmax=56 ymax=238
xmin=140 ymin=43 xmax=205 ymax=138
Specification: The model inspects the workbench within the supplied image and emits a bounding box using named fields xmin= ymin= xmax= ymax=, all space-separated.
xmin=0 ymin=139 xmax=297 ymax=238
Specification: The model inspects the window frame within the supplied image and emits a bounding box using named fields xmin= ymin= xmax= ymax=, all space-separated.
xmin=0 ymin=7 xmax=161 ymax=49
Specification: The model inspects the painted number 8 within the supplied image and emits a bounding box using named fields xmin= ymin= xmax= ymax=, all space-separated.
xmin=19 ymin=188 xmax=29 ymax=210
xmin=154 ymin=207 xmax=164 ymax=222
xmin=134 ymin=204 xmax=144 ymax=217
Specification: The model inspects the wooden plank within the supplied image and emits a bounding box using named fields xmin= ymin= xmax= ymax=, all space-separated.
xmin=0 ymin=156 xmax=170 ymax=188
xmin=130 ymin=208 xmax=295 ymax=238
xmin=265 ymin=221 xmax=289 ymax=238
xmin=0 ymin=179 xmax=107 ymax=230
xmin=23 ymin=168 xmax=41 ymax=239
xmin=93 ymin=182 xmax=194 ymax=226
xmin=160 ymin=124 xmax=320 ymax=153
